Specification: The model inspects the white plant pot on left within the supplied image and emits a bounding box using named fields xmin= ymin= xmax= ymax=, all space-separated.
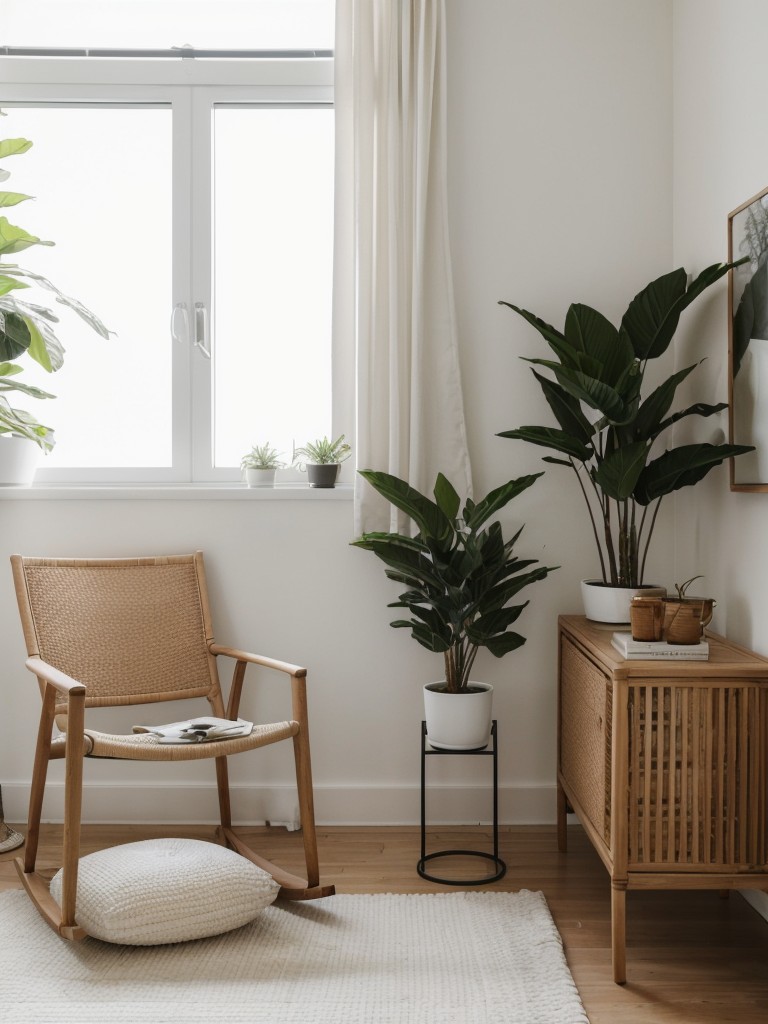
xmin=0 ymin=434 xmax=40 ymax=486
xmin=244 ymin=467 xmax=277 ymax=488
xmin=423 ymin=681 xmax=493 ymax=751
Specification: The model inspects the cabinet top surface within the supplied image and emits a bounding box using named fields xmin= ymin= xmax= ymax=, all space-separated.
xmin=559 ymin=614 xmax=768 ymax=678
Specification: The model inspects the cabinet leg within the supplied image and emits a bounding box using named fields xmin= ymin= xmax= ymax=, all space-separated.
xmin=556 ymin=782 xmax=568 ymax=852
xmin=611 ymin=882 xmax=627 ymax=984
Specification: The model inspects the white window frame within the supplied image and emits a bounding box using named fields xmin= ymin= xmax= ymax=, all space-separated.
xmin=0 ymin=56 xmax=346 ymax=486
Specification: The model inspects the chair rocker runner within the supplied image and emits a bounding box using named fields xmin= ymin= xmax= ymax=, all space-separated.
xmin=11 ymin=552 xmax=334 ymax=941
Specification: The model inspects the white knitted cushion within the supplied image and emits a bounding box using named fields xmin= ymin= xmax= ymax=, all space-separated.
xmin=49 ymin=837 xmax=279 ymax=945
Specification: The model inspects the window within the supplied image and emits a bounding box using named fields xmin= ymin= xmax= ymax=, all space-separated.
xmin=0 ymin=2 xmax=341 ymax=484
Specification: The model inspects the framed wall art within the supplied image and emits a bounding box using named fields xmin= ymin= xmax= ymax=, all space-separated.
xmin=728 ymin=184 xmax=768 ymax=490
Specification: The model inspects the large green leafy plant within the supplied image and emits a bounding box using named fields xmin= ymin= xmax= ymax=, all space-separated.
xmin=0 ymin=132 xmax=109 ymax=451
xmin=498 ymin=263 xmax=753 ymax=588
xmin=352 ymin=470 xmax=556 ymax=692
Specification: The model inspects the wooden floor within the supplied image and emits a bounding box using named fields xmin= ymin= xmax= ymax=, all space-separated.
xmin=3 ymin=821 xmax=768 ymax=1023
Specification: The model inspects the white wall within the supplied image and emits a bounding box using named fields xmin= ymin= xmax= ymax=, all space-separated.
xmin=0 ymin=1 xmax=674 ymax=827
xmin=672 ymin=0 xmax=768 ymax=918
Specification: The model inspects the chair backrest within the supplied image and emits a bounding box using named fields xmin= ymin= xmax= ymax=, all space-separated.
xmin=11 ymin=552 xmax=222 ymax=708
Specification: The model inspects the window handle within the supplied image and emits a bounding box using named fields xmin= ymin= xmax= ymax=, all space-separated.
xmin=194 ymin=302 xmax=211 ymax=359
xmin=170 ymin=302 xmax=190 ymax=345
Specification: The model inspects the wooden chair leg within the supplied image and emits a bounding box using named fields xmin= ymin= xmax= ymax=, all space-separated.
xmin=22 ymin=684 xmax=58 ymax=874
xmin=59 ymin=691 xmax=86 ymax=932
xmin=215 ymin=755 xmax=233 ymax=829
xmin=611 ymin=882 xmax=627 ymax=985
xmin=292 ymin=728 xmax=321 ymax=888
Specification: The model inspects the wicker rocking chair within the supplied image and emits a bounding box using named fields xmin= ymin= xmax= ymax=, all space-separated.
xmin=11 ymin=552 xmax=334 ymax=941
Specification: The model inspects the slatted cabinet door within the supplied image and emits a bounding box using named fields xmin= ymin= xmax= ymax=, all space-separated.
xmin=627 ymin=681 xmax=767 ymax=871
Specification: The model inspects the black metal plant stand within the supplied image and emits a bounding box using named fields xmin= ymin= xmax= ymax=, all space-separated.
xmin=417 ymin=719 xmax=506 ymax=885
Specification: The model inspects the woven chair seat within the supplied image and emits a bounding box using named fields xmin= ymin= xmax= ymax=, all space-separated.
xmin=49 ymin=720 xmax=299 ymax=761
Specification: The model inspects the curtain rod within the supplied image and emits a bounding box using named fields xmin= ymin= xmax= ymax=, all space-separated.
xmin=0 ymin=46 xmax=333 ymax=59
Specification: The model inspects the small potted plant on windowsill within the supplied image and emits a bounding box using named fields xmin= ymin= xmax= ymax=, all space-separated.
xmin=240 ymin=442 xmax=285 ymax=487
xmin=352 ymin=469 xmax=557 ymax=750
xmin=292 ymin=434 xmax=352 ymax=488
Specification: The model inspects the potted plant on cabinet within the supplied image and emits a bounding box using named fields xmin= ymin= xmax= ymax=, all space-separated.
xmin=240 ymin=442 xmax=285 ymax=487
xmin=292 ymin=434 xmax=352 ymax=488
xmin=0 ymin=130 xmax=110 ymax=483
xmin=498 ymin=262 xmax=754 ymax=622
xmin=352 ymin=469 xmax=557 ymax=749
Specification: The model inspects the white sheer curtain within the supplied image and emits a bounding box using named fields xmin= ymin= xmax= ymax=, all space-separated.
xmin=335 ymin=0 xmax=472 ymax=534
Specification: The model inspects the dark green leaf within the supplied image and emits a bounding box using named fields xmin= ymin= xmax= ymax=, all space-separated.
xmin=621 ymin=267 xmax=687 ymax=359
xmin=564 ymin=304 xmax=635 ymax=386
xmin=634 ymin=443 xmax=755 ymax=504
xmin=433 ymin=472 xmax=460 ymax=521
xmin=653 ymin=401 xmax=728 ymax=438
xmin=632 ymin=363 xmax=697 ymax=440
xmin=593 ymin=441 xmax=649 ymax=500
xmin=0 ymin=310 xmax=30 ymax=360
xmin=479 ymin=565 xmax=552 ymax=613
xmin=498 ymin=301 xmax=573 ymax=364
xmin=466 ymin=602 xmax=528 ymax=642
xmin=463 ymin=473 xmax=542 ymax=530
xmin=621 ymin=263 xmax=738 ymax=361
xmin=545 ymin=363 xmax=631 ymax=421
xmin=498 ymin=425 xmax=592 ymax=462
xmin=393 ymin=619 xmax=450 ymax=653
xmin=357 ymin=470 xmax=453 ymax=542
xmin=531 ymin=370 xmax=594 ymax=443
xmin=482 ymin=632 xmax=527 ymax=657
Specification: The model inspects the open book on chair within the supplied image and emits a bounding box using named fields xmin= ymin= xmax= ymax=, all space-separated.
xmin=132 ymin=717 xmax=254 ymax=744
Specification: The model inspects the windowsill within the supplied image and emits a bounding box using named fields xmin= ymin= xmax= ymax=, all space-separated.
xmin=0 ymin=482 xmax=354 ymax=500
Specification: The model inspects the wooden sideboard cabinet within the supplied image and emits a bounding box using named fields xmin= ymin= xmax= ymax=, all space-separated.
xmin=557 ymin=614 xmax=768 ymax=984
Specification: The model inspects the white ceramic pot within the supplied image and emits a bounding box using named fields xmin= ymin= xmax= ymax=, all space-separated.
xmin=580 ymin=579 xmax=666 ymax=624
xmin=0 ymin=434 xmax=40 ymax=486
xmin=244 ymin=467 xmax=277 ymax=488
xmin=423 ymin=681 xmax=493 ymax=750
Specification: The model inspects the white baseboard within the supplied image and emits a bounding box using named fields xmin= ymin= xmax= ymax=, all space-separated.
xmin=1 ymin=781 xmax=558 ymax=826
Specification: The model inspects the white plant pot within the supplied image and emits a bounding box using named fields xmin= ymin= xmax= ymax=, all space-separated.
xmin=244 ymin=467 xmax=277 ymax=488
xmin=580 ymin=579 xmax=666 ymax=624
xmin=0 ymin=434 xmax=40 ymax=486
xmin=423 ymin=681 xmax=493 ymax=750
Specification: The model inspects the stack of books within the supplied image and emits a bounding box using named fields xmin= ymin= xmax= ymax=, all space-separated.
xmin=611 ymin=632 xmax=709 ymax=661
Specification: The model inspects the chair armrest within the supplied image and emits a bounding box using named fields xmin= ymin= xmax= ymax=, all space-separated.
xmin=207 ymin=644 xmax=308 ymax=722
xmin=207 ymin=643 xmax=306 ymax=678
xmin=25 ymin=656 xmax=86 ymax=697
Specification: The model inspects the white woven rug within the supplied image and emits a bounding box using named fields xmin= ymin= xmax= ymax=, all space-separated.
xmin=1 ymin=889 xmax=589 ymax=1024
